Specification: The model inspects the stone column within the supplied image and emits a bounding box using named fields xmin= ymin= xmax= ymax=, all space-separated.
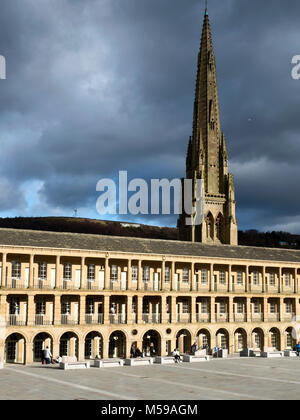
xmin=104 ymin=256 xmax=110 ymax=290
xmin=103 ymin=295 xmax=110 ymax=325
xmin=25 ymin=341 xmax=33 ymax=365
xmin=78 ymin=337 xmax=85 ymax=361
xmin=55 ymin=256 xmax=60 ymax=289
xmin=278 ymin=267 xmax=282 ymax=293
xmin=229 ymin=296 xmax=234 ymax=323
xmin=228 ymin=265 xmax=232 ymax=293
xmin=29 ymin=254 xmax=34 ymax=289
xmin=138 ymin=260 xmax=142 ymax=291
xmin=161 ymin=259 xmax=165 ymax=292
xmin=137 ymin=295 xmax=143 ymax=324
xmin=171 ymin=261 xmax=176 ymax=291
xmin=209 ymin=263 xmax=214 ymax=292
xmin=210 ymin=296 xmax=215 ymax=323
xmin=246 ymin=297 xmax=251 ymax=323
xmin=54 ymin=294 xmax=61 ymax=325
xmin=279 ymin=297 xmax=284 ymax=322
xmin=171 ymin=296 xmax=177 ymax=324
xmin=191 ymin=262 xmax=195 ymax=291
xmin=262 ymin=266 xmax=265 ymax=293
xmin=80 ymin=257 xmax=86 ymax=289
xmin=191 ymin=296 xmax=196 ymax=323
xmin=52 ymin=339 xmax=60 ymax=359
xmin=245 ymin=265 xmax=249 ymax=293
xmin=263 ymin=297 xmax=268 ymax=322
xmin=127 ymin=295 xmax=132 ymax=324
xmin=294 ymin=268 xmax=298 ymax=294
xmin=1 ymin=253 xmax=7 ymax=288
xmin=27 ymin=295 xmax=35 ymax=326
xmin=79 ymin=295 xmax=86 ymax=325
xmin=127 ymin=260 xmax=132 ymax=291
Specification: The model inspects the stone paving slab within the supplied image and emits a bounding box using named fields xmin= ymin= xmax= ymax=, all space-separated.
xmin=1 ymin=358 xmax=300 ymax=400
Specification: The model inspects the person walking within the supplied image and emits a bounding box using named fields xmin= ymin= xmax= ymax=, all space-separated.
xmin=43 ymin=346 xmax=52 ymax=365
xmin=295 ymin=342 xmax=300 ymax=356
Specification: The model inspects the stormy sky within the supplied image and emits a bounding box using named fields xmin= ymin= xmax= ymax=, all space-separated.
xmin=0 ymin=0 xmax=300 ymax=233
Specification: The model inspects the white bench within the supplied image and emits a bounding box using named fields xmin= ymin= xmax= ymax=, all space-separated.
xmin=240 ymin=348 xmax=261 ymax=358
xmin=94 ymin=358 xmax=124 ymax=368
xmin=59 ymin=361 xmax=90 ymax=370
xmin=154 ymin=356 xmax=175 ymax=365
xmin=284 ymin=350 xmax=297 ymax=357
xmin=183 ymin=355 xmax=210 ymax=363
xmin=124 ymin=357 xmax=153 ymax=366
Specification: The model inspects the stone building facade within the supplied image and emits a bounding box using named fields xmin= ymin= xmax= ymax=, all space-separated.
xmin=178 ymin=10 xmax=237 ymax=245
xmin=0 ymin=228 xmax=299 ymax=364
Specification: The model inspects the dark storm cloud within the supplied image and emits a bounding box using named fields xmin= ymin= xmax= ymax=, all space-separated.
xmin=0 ymin=0 xmax=300 ymax=231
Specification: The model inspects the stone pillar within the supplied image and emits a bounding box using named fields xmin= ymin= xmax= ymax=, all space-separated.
xmin=209 ymin=264 xmax=214 ymax=292
xmin=103 ymin=295 xmax=110 ymax=325
xmin=52 ymin=340 xmax=60 ymax=359
xmin=229 ymin=296 xmax=234 ymax=323
xmin=262 ymin=266 xmax=265 ymax=293
xmin=127 ymin=295 xmax=132 ymax=324
xmin=80 ymin=257 xmax=86 ymax=289
xmin=79 ymin=295 xmax=86 ymax=325
xmin=191 ymin=262 xmax=195 ymax=291
xmin=228 ymin=265 xmax=232 ymax=293
xmin=279 ymin=297 xmax=284 ymax=322
xmin=161 ymin=295 xmax=167 ymax=324
xmin=246 ymin=297 xmax=251 ymax=323
xmin=69 ymin=337 xmax=77 ymax=358
xmin=171 ymin=261 xmax=175 ymax=291
xmin=171 ymin=296 xmax=177 ymax=324
xmin=55 ymin=256 xmax=60 ymax=289
xmin=294 ymin=268 xmax=298 ymax=294
xmin=29 ymin=254 xmax=34 ymax=289
xmin=102 ymin=336 xmax=109 ymax=359
xmin=27 ymin=295 xmax=35 ymax=326
xmin=137 ymin=295 xmax=143 ymax=324
xmin=161 ymin=259 xmax=165 ymax=292
xmin=127 ymin=260 xmax=132 ymax=291
xmin=278 ymin=267 xmax=282 ymax=293
xmin=138 ymin=260 xmax=142 ymax=291
xmin=78 ymin=337 xmax=85 ymax=361
xmin=263 ymin=297 xmax=268 ymax=322
xmin=54 ymin=294 xmax=61 ymax=325
xmin=191 ymin=296 xmax=196 ymax=323
xmin=210 ymin=296 xmax=215 ymax=323
xmin=25 ymin=341 xmax=33 ymax=365
xmin=1 ymin=253 xmax=7 ymax=288
xmin=245 ymin=265 xmax=249 ymax=293
xmin=105 ymin=256 xmax=110 ymax=290
xmin=265 ymin=268 xmax=268 ymax=293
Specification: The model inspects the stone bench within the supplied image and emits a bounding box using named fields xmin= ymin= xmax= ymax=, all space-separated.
xmin=183 ymin=355 xmax=210 ymax=363
xmin=154 ymin=356 xmax=175 ymax=365
xmin=284 ymin=350 xmax=297 ymax=357
xmin=124 ymin=357 xmax=154 ymax=366
xmin=59 ymin=360 xmax=90 ymax=370
xmin=261 ymin=351 xmax=284 ymax=358
xmin=94 ymin=358 xmax=124 ymax=368
xmin=240 ymin=348 xmax=261 ymax=358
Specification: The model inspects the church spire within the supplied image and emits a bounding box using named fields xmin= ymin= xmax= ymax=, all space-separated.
xmin=178 ymin=9 xmax=238 ymax=245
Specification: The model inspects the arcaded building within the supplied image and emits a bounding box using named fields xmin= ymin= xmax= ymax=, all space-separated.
xmin=0 ymin=10 xmax=299 ymax=364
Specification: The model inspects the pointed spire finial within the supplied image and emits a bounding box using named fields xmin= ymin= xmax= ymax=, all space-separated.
xmin=205 ymin=0 xmax=208 ymax=15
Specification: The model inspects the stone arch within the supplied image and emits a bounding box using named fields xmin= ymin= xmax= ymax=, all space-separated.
xmin=5 ymin=333 xmax=26 ymax=364
xmin=32 ymin=332 xmax=53 ymax=362
xmin=252 ymin=328 xmax=264 ymax=351
xmin=196 ymin=328 xmax=211 ymax=350
xmin=216 ymin=328 xmax=229 ymax=350
xmin=84 ymin=331 xmax=103 ymax=359
xmin=234 ymin=328 xmax=247 ymax=352
xmin=142 ymin=329 xmax=161 ymax=356
xmin=59 ymin=331 xmax=79 ymax=358
xmin=176 ymin=329 xmax=192 ymax=354
xmin=269 ymin=327 xmax=281 ymax=350
xmin=205 ymin=212 xmax=214 ymax=241
xmin=109 ymin=330 xmax=126 ymax=359
xmin=285 ymin=327 xmax=296 ymax=350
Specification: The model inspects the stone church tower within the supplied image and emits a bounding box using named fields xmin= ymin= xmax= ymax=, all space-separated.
xmin=178 ymin=9 xmax=238 ymax=245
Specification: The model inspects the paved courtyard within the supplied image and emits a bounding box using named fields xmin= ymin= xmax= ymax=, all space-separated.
xmin=1 ymin=358 xmax=300 ymax=400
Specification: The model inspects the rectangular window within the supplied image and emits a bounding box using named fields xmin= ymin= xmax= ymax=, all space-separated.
xmin=63 ymin=263 xmax=72 ymax=280
xmin=219 ymin=271 xmax=226 ymax=285
xmin=36 ymin=301 xmax=46 ymax=315
xmin=12 ymin=261 xmax=21 ymax=279
xmin=132 ymin=266 xmax=138 ymax=282
xmin=285 ymin=273 xmax=291 ymax=287
xmin=219 ymin=301 xmax=226 ymax=314
xmin=182 ymin=268 xmax=189 ymax=283
xmin=270 ymin=302 xmax=277 ymax=314
xmin=269 ymin=273 xmax=275 ymax=286
xmin=237 ymin=302 xmax=244 ymax=314
xmin=9 ymin=299 xmax=20 ymax=315
xmin=86 ymin=299 xmax=94 ymax=314
xmin=201 ymin=300 xmax=208 ymax=314
xmin=237 ymin=271 xmax=243 ymax=285
xmin=201 ymin=269 xmax=208 ymax=285
xmin=253 ymin=272 xmax=259 ymax=286
xmin=87 ymin=264 xmax=95 ymax=281
xmin=110 ymin=265 xmax=118 ymax=282
xmin=62 ymin=301 xmax=71 ymax=315
xmin=182 ymin=300 xmax=189 ymax=314
xmin=286 ymin=301 xmax=292 ymax=314
xmin=253 ymin=300 xmax=260 ymax=314
xmin=143 ymin=266 xmax=150 ymax=282
xmin=38 ymin=262 xmax=47 ymax=280
xmin=164 ymin=266 xmax=170 ymax=283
